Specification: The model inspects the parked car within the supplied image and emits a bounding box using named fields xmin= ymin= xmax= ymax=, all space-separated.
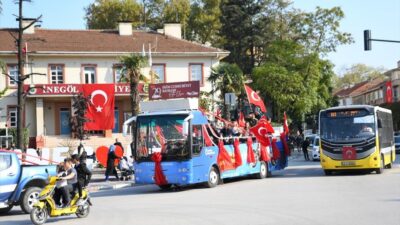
xmin=0 ymin=151 xmax=57 ymax=214
xmin=395 ymin=135 xmax=400 ymax=154
xmin=311 ymin=136 xmax=320 ymax=161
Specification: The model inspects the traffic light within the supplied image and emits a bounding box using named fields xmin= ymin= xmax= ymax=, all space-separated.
xmin=364 ymin=30 xmax=371 ymax=51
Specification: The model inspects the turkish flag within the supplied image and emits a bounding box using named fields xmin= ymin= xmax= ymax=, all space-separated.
xmin=386 ymin=81 xmax=393 ymax=103
xmin=283 ymin=112 xmax=289 ymax=134
xmin=342 ymin=147 xmax=356 ymax=160
xmin=217 ymin=140 xmax=235 ymax=172
xmin=250 ymin=120 xmax=274 ymax=146
xmin=271 ymin=139 xmax=281 ymax=160
xmin=238 ymin=112 xmax=245 ymax=127
xmin=233 ymin=138 xmax=243 ymax=168
xmin=83 ymin=84 xmax=115 ymax=130
xmin=244 ymin=85 xmax=266 ymax=112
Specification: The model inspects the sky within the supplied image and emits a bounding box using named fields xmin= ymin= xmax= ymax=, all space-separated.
xmin=0 ymin=0 xmax=399 ymax=74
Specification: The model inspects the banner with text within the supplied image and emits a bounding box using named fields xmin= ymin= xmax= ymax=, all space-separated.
xmin=149 ymin=81 xmax=200 ymax=100
xmin=24 ymin=83 xmax=145 ymax=96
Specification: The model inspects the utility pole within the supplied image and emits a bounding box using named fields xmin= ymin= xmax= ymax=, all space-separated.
xmin=16 ymin=0 xmax=24 ymax=150
xmin=13 ymin=0 xmax=43 ymax=151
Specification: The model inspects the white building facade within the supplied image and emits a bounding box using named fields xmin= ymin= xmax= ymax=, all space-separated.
xmin=0 ymin=22 xmax=228 ymax=148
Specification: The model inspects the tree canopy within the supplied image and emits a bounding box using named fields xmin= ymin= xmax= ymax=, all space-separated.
xmin=334 ymin=64 xmax=385 ymax=89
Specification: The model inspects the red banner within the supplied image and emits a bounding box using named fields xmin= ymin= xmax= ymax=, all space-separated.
xmin=24 ymin=83 xmax=145 ymax=96
xmin=83 ymin=84 xmax=115 ymax=130
xmin=385 ymin=81 xmax=393 ymax=103
xmin=149 ymin=81 xmax=200 ymax=100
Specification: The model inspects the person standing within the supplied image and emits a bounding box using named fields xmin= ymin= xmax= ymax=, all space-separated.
xmin=302 ymin=138 xmax=310 ymax=161
xmin=72 ymin=155 xmax=92 ymax=199
xmin=105 ymin=145 xmax=119 ymax=181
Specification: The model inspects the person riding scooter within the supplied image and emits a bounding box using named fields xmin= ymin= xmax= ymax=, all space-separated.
xmin=58 ymin=158 xmax=77 ymax=207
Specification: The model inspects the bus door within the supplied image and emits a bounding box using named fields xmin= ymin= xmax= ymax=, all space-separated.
xmin=190 ymin=125 xmax=210 ymax=183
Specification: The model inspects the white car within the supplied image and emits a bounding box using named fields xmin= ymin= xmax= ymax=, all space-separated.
xmin=311 ymin=136 xmax=320 ymax=161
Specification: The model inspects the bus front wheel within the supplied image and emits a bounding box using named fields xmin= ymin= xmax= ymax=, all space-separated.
xmin=376 ymin=156 xmax=384 ymax=174
xmin=324 ymin=170 xmax=332 ymax=176
xmin=255 ymin=162 xmax=267 ymax=179
xmin=206 ymin=167 xmax=219 ymax=188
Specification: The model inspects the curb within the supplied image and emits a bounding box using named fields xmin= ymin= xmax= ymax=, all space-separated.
xmin=88 ymin=182 xmax=135 ymax=192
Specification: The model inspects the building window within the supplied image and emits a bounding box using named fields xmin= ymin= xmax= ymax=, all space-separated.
xmin=8 ymin=107 xmax=17 ymax=128
xmin=152 ymin=64 xmax=166 ymax=83
xmin=189 ymin=64 xmax=203 ymax=85
xmin=394 ymin=85 xmax=399 ymax=100
xmin=379 ymin=90 xmax=383 ymax=99
xmin=84 ymin=66 xmax=96 ymax=84
xmin=50 ymin=65 xmax=64 ymax=84
xmin=7 ymin=65 xmax=18 ymax=86
xmin=114 ymin=66 xmax=125 ymax=83
xmin=374 ymin=91 xmax=379 ymax=100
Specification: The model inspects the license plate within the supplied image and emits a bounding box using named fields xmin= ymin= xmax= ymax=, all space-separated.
xmin=341 ymin=161 xmax=356 ymax=166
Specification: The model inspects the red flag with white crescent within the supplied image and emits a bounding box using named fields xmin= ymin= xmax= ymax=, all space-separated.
xmin=249 ymin=120 xmax=274 ymax=146
xmin=244 ymin=85 xmax=266 ymax=112
xmin=83 ymin=84 xmax=115 ymax=130
xmin=385 ymin=81 xmax=393 ymax=103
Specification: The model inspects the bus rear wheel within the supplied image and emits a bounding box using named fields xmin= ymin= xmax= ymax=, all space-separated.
xmin=205 ymin=167 xmax=219 ymax=188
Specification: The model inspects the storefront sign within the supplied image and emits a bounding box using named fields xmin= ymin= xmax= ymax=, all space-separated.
xmin=24 ymin=83 xmax=146 ymax=96
xmin=149 ymin=81 xmax=200 ymax=100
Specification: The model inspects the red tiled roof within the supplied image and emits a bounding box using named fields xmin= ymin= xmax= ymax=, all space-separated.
xmin=0 ymin=28 xmax=228 ymax=54
xmin=352 ymin=78 xmax=385 ymax=96
xmin=334 ymin=81 xmax=369 ymax=97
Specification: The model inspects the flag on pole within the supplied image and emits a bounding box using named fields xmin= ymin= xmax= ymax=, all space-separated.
xmin=148 ymin=43 xmax=152 ymax=66
xmin=283 ymin=112 xmax=289 ymax=134
xmin=244 ymin=85 xmax=267 ymax=112
xmin=142 ymin=44 xmax=146 ymax=57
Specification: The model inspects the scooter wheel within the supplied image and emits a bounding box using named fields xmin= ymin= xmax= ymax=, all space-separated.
xmin=76 ymin=202 xmax=90 ymax=218
xmin=30 ymin=207 xmax=48 ymax=225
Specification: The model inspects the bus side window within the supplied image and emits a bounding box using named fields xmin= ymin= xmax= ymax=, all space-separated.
xmin=192 ymin=125 xmax=204 ymax=155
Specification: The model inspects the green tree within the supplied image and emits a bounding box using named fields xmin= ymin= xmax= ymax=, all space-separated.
xmin=119 ymin=54 xmax=148 ymax=115
xmin=208 ymin=63 xmax=245 ymax=119
xmin=85 ymin=0 xmax=142 ymax=29
xmin=220 ymin=0 xmax=267 ymax=74
xmin=187 ymin=0 xmax=222 ymax=45
xmin=334 ymin=64 xmax=385 ymax=89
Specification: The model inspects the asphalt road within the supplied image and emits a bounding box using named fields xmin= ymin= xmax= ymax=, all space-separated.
xmin=2 ymin=154 xmax=400 ymax=225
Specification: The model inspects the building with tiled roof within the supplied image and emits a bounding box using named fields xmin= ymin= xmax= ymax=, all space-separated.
xmin=0 ymin=21 xmax=229 ymax=150
xmin=334 ymin=81 xmax=369 ymax=106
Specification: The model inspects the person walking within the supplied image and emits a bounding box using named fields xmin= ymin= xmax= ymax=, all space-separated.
xmin=302 ymin=137 xmax=310 ymax=161
xmin=105 ymin=145 xmax=119 ymax=181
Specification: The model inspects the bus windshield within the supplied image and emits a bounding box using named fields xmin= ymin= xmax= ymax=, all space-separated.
xmin=136 ymin=115 xmax=189 ymax=161
xmin=320 ymin=110 xmax=375 ymax=142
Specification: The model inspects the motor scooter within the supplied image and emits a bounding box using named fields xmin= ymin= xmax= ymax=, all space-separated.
xmin=30 ymin=170 xmax=91 ymax=225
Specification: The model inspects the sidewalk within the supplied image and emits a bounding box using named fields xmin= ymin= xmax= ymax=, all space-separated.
xmin=87 ymin=168 xmax=135 ymax=192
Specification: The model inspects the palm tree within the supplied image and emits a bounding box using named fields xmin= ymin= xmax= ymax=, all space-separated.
xmin=119 ymin=53 xmax=148 ymax=116
xmin=208 ymin=63 xmax=245 ymax=120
